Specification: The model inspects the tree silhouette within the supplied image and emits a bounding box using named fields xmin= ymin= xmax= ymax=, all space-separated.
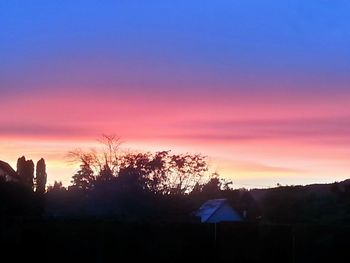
xmin=67 ymin=135 xmax=214 ymax=195
xmin=17 ymin=156 xmax=26 ymax=178
xmin=118 ymin=166 xmax=146 ymax=192
xmin=71 ymin=161 xmax=95 ymax=191
xmin=36 ymin=158 xmax=47 ymax=194
xmin=117 ymin=151 xmax=209 ymax=194
xmin=166 ymin=153 xmax=208 ymax=194
xmin=98 ymin=163 xmax=114 ymax=182
xmin=17 ymin=156 xmax=35 ymax=190
xmin=67 ymin=134 xmax=122 ymax=175
xmin=201 ymin=177 xmax=222 ymax=197
xmin=47 ymin=181 xmax=66 ymax=192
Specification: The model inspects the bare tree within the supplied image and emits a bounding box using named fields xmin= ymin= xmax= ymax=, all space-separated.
xmin=67 ymin=134 xmax=122 ymax=177
xmin=97 ymin=134 xmax=122 ymax=175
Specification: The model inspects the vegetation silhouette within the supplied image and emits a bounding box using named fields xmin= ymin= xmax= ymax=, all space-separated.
xmin=1 ymin=136 xmax=350 ymax=262
xmin=67 ymin=135 xmax=210 ymax=195
xmin=17 ymin=156 xmax=35 ymax=190
xmin=44 ymin=135 xmax=237 ymax=219
xmin=35 ymin=158 xmax=47 ymax=194
xmin=0 ymin=157 xmax=47 ymax=217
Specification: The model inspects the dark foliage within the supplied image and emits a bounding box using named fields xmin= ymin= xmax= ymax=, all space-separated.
xmin=259 ymin=185 xmax=344 ymax=224
xmin=0 ymin=180 xmax=43 ymax=216
xmin=36 ymin=158 xmax=47 ymax=194
xmin=17 ymin=156 xmax=35 ymax=190
xmin=2 ymin=147 xmax=350 ymax=263
xmin=71 ymin=161 xmax=95 ymax=191
xmin=68 ymin=135 xmax=210 ymax=194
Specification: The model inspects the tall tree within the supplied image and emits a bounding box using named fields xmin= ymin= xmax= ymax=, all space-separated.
xmin=36 ymin=158 xmax=47 ymax=194
xmin=17 ymin=156 xmax=34 ymax=190
xmin=17 ymin=156 xmax=26 ymax=178
xmin=71 ymin=161 xmax=95 ymax=191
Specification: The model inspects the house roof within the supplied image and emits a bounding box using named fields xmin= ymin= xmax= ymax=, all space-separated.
xmin=0 ymin=160 xmax=19 ymax=180
xmin=195 ymin=198 xmax=230 ymax=222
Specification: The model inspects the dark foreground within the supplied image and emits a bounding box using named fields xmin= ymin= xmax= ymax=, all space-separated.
xmin=1 ymin=218 xmax=349 ymax=263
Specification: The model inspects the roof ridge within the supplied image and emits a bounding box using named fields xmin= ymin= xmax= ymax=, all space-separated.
xmin=0 ymin=160 xmax=19 ymax=179
xmin=204 ymin=199 xmax=227 ymax=222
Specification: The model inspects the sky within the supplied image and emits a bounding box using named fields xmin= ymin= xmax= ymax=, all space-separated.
xmin=1 ymin=0 xmax=350 ymax=188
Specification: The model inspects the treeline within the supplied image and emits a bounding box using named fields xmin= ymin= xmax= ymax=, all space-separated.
xmin=1 ymin=136 xmax=259 ymax=220
xmin=45 ymin=135 xmax=258 ymax=220
xmin=2 ymin=135 xmax=350 ymax=226
xmin=65 ymin=135 xmax=228 ymax=195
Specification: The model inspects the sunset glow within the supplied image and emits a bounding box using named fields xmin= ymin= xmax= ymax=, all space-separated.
xmin=1 ymin=1 xmax=350 ymax=188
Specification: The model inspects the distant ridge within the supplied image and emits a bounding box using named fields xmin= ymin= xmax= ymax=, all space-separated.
xmin=250 ymin=178 xmax=350 ymax=202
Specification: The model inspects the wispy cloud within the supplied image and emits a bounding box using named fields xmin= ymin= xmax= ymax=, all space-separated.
xmin=174 ymin=116 xmax=350 ymax=144
xmin=0 ymin=123 xmax=93 ymax=138
xmin=220 ymin=159 xmax=307 ymax=174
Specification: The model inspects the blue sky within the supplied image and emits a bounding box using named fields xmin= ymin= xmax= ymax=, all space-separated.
xmin=1 ymin=0 xmax=350 ymax=95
